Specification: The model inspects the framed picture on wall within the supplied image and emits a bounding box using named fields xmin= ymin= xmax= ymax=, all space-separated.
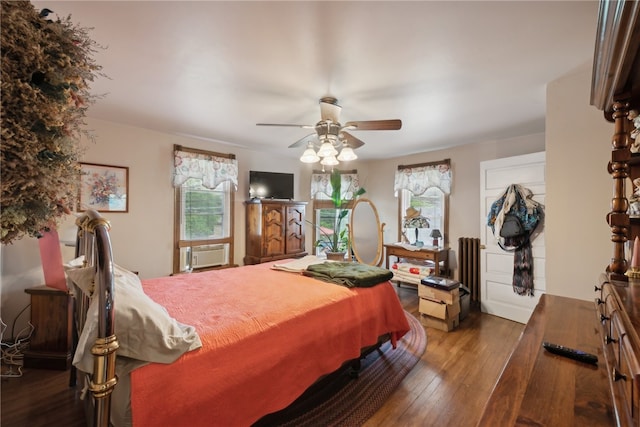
xmin=78 ymin=162 xmax=129 ymax=212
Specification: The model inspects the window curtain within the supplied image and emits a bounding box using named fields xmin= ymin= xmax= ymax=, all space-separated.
xmin=310 ymin=170 xmax=360 ymax=199
xmin=173 ymin=147 xmax=238 ymax=191
xmin=394 ymin=159 xmax=451 ymax=195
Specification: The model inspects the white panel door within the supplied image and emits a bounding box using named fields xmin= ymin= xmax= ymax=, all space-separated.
xmin=480 ymin=152 xmax=545 ymax=324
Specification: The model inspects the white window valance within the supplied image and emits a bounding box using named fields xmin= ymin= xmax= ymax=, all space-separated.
xmin=311 ymin=170 xmax=360 ymax=200
xmin=173 ymin=147 xmax=238 ymax=191
xmin=394 ymin=159 xmax=451 ymax=196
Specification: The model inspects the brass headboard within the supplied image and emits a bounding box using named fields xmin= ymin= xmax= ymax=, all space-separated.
xmin=74 ymin=209 xmax=118 ymax=427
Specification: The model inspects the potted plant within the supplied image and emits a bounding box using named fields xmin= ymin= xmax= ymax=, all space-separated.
xmin=313 ymin=169 xmax=365 ymax=260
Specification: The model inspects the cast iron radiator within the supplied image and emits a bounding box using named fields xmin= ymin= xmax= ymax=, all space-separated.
xmin=458 ymin=237 xmax=481 ymax=303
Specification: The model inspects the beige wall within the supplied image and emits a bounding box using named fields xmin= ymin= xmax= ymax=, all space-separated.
xmin=0 ymin=61 xmax=617 ymax=332
xmin=545 ymin=62 xmax=612 ymax=298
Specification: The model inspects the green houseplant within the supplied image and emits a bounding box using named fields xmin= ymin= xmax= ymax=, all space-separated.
xmin=314 ymin=169 xmax=365 ymax=259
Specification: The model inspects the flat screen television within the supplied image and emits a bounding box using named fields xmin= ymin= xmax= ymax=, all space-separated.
xmin=249 ymin=171 xmax=294 ymax=200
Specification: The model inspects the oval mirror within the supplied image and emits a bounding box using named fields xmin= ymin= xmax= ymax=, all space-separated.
xmin=349 ymin=198 xmax=385 ymax=266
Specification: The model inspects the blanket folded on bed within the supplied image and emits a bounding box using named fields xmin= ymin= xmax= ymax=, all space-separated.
xmin=271 ymin=255 xmax=328 ymax=273
xmin=303 ymin=262 xmax=394 ymax=288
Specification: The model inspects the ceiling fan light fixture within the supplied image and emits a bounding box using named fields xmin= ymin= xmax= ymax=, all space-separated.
xmin=300 ymin=146 xmax=320 ymax=163
xmin=317 ymin=141 xmax=338 ymax=157
xmin=337 ymin=145 xmax=357 ymax=161
xmin=320 ymin=155 xmax=339 ymax=166
xmin=261 ymin=97 xmax=401 ymax=166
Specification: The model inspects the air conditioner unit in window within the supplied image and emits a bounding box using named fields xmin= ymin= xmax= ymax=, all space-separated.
xmin=183 ymin=244 xmax=226 ymax=269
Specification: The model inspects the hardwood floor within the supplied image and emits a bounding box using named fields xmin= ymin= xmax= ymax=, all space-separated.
xmin=366 ymin=285 xmax=524 ymax=427
xmin=1 ymin=285 xmax=524 ymax=427
xmin=1 ymin=364 xmax=85 ymax=427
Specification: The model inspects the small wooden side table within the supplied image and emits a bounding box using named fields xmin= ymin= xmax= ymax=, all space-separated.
xmin=23 ymin=285 xmax=73 ymax=370
xmin=384 ymin=244 xmax=449 ymax=277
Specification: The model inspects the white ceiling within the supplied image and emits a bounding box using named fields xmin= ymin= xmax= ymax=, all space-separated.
xmin=36 ymin=1 xmax=600 ymax=161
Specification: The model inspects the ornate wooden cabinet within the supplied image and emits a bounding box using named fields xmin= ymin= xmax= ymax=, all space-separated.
xmin=244 ymin=199 xmax=307 ymax=265
xmin=592 ymin=1 xmax=640 ymax=425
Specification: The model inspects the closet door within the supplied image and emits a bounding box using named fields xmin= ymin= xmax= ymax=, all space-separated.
xmin=480 ymin=151 xmax=546 ymax=324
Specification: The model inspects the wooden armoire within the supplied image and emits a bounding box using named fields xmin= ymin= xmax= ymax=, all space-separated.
xmin=244 ymin=199 xmax=307 ymax=265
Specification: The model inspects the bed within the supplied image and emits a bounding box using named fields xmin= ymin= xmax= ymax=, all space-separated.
xmin=68 ymin=210 xmax=411 ymax=427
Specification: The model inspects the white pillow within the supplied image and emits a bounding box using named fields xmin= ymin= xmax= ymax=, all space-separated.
xmin=66 ymin=260 xmax=143 ymax=297
xmin=70 ymin=265 xmax=202 ymax=372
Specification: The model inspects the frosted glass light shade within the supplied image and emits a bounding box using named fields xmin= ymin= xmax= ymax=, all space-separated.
xmin=320 ymin=155 xmax=339 ymax=166
xmin=317 ymin=141 xmax=338 ymax=157
xmin=300 ymin=147 xmax=320 ymax=163
xmin=337 ymin=146 xmax=357 ymax=161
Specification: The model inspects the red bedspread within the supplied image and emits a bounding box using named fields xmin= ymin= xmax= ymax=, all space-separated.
xmin=130 ymin=261 xmax=410 ymax=426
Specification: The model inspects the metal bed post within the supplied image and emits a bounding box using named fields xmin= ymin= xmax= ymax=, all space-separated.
xmin=76 ymin=210 xmax=119 ymax=427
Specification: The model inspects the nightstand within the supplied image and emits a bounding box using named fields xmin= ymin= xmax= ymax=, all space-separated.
xmin=23 ymin=285 xmax=73 ymax=370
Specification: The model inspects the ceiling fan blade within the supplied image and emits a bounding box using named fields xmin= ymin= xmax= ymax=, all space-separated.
xmin=257 ymin=123 xmax=315 ymax=129
xmin=344 ymin=119 xmax=402 ymax=131
xmin=319 ymin=97 xmax=341 ymax=122
xmin=340 ymin=131 xmax=365 ymax=149
xmin=288 ymin=133 xmax=318 ymax=148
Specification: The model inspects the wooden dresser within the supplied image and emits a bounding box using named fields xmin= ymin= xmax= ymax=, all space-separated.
xmin=477 ymin=294 xmax=614 ymax=426
xmin=597 ymin=276 xmax=640 ymax=425
xmin=244 ymin=199 xmax=307 ymax=264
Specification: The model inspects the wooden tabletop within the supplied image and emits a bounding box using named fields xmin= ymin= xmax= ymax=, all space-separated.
xmin=384 ymin=244 xmax=449 ymax=276
xmin=477 ymin=294 xmax=613 ymax=426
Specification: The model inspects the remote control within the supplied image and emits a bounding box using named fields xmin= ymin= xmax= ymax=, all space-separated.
xmin=542 ymin=342 xmax=598 ymax=365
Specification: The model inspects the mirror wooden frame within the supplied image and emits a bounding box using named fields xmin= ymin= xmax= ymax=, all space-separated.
xmin=348 ymin=198 xmax=386 ymax=266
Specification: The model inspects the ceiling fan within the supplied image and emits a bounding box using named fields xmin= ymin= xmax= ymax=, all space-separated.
xmin=256 ymin=96 xmax=402 ymax=165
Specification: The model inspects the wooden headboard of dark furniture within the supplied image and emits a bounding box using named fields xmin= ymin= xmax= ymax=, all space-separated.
xmin=590 ymin=0 xmax=640 ymax=281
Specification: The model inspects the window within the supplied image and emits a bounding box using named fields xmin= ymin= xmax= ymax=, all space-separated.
xmin=400 ymin=187 xmax=446 ymax=245
xmin=395 ymin=159 xmax=451 ymax=247
xmin=311 ymin=169 xmax=360 ymax=256
xmin=313 ymin=203 xmax=352 ymax=255
xmin=180 ymin=179 xmax=231 ymax=241
xmin=173 ymin=145 xmax=238 ymax=273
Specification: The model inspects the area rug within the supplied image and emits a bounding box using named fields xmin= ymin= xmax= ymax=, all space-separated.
xmin=253 ymin=311 xmax=426 ymax=426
